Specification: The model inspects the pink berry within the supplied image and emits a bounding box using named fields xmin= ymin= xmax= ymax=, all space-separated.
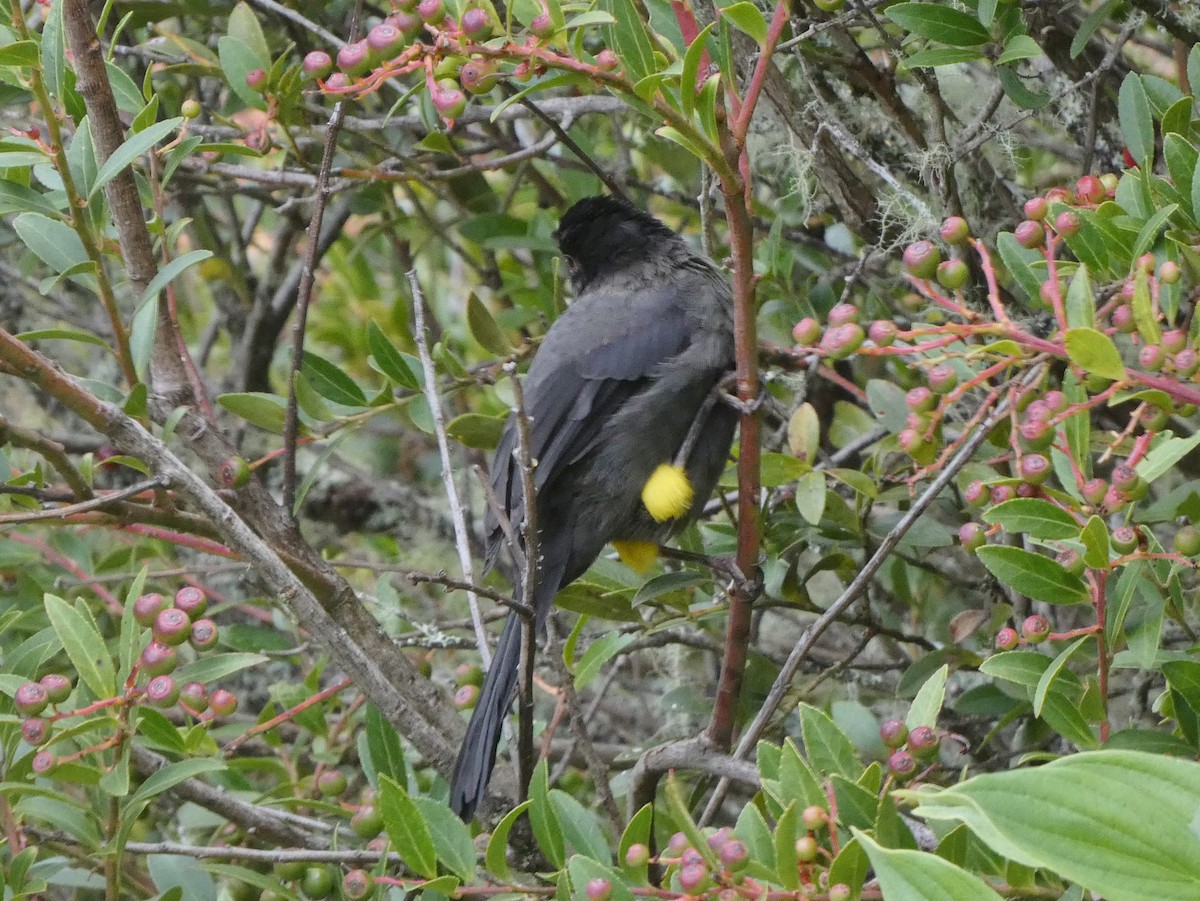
xmin=180 ymin=681 xmax=208 ymax=713
xmin=1075 ymin=175 xmax=1105 ymax=204
xmin=174 ymin=586 xmax=208 ymax=620
xmin=1081 ymin=478 xmax=1107 ymax=506
xmin=39 ymin=673 xmax=71 ymax=704
xmin=343 ymin=870 xmax=376 ymax=900
xmin=792 ymin=316 xmax=821 ymax=346
xmin=366 ymin=22 xmax=406 ymax=61
xmin=868 ymin=320 xmax=898 ymax=347
xmin=586 ymin=878 xmax=612 ymax=901
xmin=927 ymin=363 xmax=958 ymax=395
xmin=819 ymin=323 xmax=865 ymax=360
xmin=907 ymin=725 xmax=939 ymax=759
xmin=879 ymin=719 xmax=908 ymax=748
xmin=887 ymin=749 xmax=917 ymax=779
xmin=906 ymin=386 xmax=936 ymax=413
xmin=32 ymin=751 xmax=56 ymax=774
xmin=1023 ymin=196 xmax=1049 ymax=221
xmin=1053 ymin=211 xmax=1082 ymax=236
xmin=529 ymin=12 xmax=555 ymax=37
xmin=303 ymin=50 xmax=334 ymax=79
xmin=828 ymin=303 xmax=860 ymax=326
xmin=140 ymin=640 xmax=178 ymax=677
xmin=417 ymin=0 xmax=445 ymax=23
xmin=21 ymin=717 xmax=48 ymax=745
xmin=459 ymin=59 xmax=499 ymax=94
xmin=209 ymin=688 xmax=238 ymax=717
xmin=317 ymin=769 xmax=348 ymax=797
xmin=153 ymin=607 xmax=191 ymax=646
xmin=1014 ymin=220 xmax=1045 ymax=249
xmin=994 ymin=626 xmax=1019 ymax=650
xmin=146 ymin=675 xmax=179 ymax=708
xmin=134 ymin=592 xmax=168 ymax=627
xmin=1022 ymin=614 xmax=1051 ymax=644
xmin=1139 ymin=343 xmax=1165 ymax=371
xmin=902 ymin=240 xmax=940 ymax=279
xmin=460 ymin=7 xmax=493 ymax=39
xmin=15 ymin=682 xmax=49 ymax=716
xmin=1111 ymin=304 xmax=1136 ymax=333
xmin=958 ymin=522 xmax=985 ymax=552
xmin=1019 ymin=453 xmax=1051 ymax=485
xmin=939 ymin=216 xmax=969 ymax=244
xmin=1159 ymin=260 xmax=1182 ymax=284
xmin=801 ymin=805 xmax=828 ymax=830
xmin=625 ymin=843 xmax=650 ymax=867
xmin=596 ymin=48 xmax=619 ymax=70
xmin=245 ymin=68 xmax=267 ymax=91
xmin=189 ymin=618 xmax=219 ymax=651
xmin=336 ymin=40 xmax=371 ymax=76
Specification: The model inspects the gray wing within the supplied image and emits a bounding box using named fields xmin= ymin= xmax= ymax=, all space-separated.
xmin=484 ymin=288 xmax=691 ymax=560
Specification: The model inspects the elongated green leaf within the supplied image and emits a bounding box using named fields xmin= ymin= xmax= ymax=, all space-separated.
xmin=996 ymin=34 xmax=1041 ymax=65
xmin=0 ymin=40 xmax=38 ymax=67
xmin=1130 ymin=203 xmax=1178 ymax=260
xmin=1064 ymin=265 xmax=1095 ymax=328
xmin=1072 ymin=0 xmax=1123 ymax=57
xmin=854 ymin=830 xmax=1005 ymax=901
xmin=137 ymin=250 xmax=212 ymax=308
xmin=1137 ymin=431 xmax=1200 ymax=483
xmin=572 ymin=632 xmax=634 ymax=689
xmin=1033 ymin=635 xmax=1092 ymax=716
xmin=44 ymin=594 xmax=116 ymax=698
xmin=217 ymin=392 xmax=288 ymax=433
xmin=602 ymin=0 xmax=656 ymax=83
xmin=301 ymin=351 xmax=368 ymax=406
xmin=905 ymin=664 xmax=947 ymax=730
xmin=681 ymin=22 xmax=716 ymax=121
xmin=906 ymin=751 xmax=1200 ymax=901
xmin=1064 ymin=328 xmax=1125 ymax=381
xmin=721 ymin=2 xmax=767 ymax=44
xmin=466 ymin=293 xmax=510 ymax=355
xmin=1080 ymin=515 xmax=1109 ymax=568
xmin=902 ymin=47 xmax=984 ymax=68
xmin=366 ymin=320 xmax=420 ymax=389
xmin=379 ymin=775 xmax=437 ymax=878
xmin=799 ymin=704 xmax=860 ymax=778
xmin=566 ymin=856 xmax=634 ymax=901
xmin=12 ymin=213 xmax=88 ymax=276
xmin=0 ymin=180 xmax=63 ymax=217
xmin=1118 ymin=73 xmax=1154 ymax=165
xmin=886 ymin=3 xmax=990 ymax=46
xmin=172 ymin=652 xmax=267 ymax=685
xmin=89 ymin=118 xmax=183 ymax=200
xmin=975 ymin=546 xmax=1089 ymax=604
xmin=984 ymin=498 xmax=1080 ymax=540
xmin=484 ymin=800 xmax=531 ymax=879
xmin=413 ymin=797 xmax=475 ymax=881
xmin=129 ymin=759 xmax=227 ymax=808
xmin=528 ymin=759 xmax=564 ymax=868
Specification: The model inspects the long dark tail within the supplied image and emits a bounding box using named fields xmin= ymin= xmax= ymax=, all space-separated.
xmin=449 ymin=612 xmax=524 ymax=819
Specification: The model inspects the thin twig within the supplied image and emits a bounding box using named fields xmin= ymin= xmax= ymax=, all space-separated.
xmin=410 ymin=270 xmax=488 ymax=663
xmin=0 ymin=477 xmax=166 ymax=524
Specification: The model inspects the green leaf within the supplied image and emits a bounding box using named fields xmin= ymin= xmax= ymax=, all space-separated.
xmin=1137 ymin=431 xmax=1200 ymax=483
xmin=760 ymin=452 xmax=808 ymax=488
xmin=996 ymin=232 xmax=1043 ymax=300
xmin=1072 ymin=0 xmax=1123 ymax=58
xmin=40 ymin=0 xmax=65 ymax=99
xmin=12 ymin=212 xmax=88 ymax=277
xmin=484 ymin=800 xmax=531 ymax=879
xmin=218 ymin=393 xmax=288 ymax=432
xmin=983 ymin=498 xmax=1081 ymax=540
xmin=105 ymin=60 xmax=146 ymax=115
xmin=720 ymin=2 xmax=767 ymax=44
xmin=854 ymin=830 xmax=1005 ymax=901
xmin=89 ymin=117 xmax=183 ymax=200
xmin=217 ymin=35 xmax=268 ymax=108
xmin=172 ymin=652 xmax=267 ymax=685
xmin=466 ymin=293 xmax=510 ymax=355
xmin=564 ymin=10 xmax=616 ymax=28
xmin=300 ymin=351 xmax=368 ymax=407
xmin=413 ymin=797 xmax=476 ymax=881
xmin=1130 ymin=203 xmax=1178 ymax=260
xmin=602 ymin=0 xmax=656 ymax=83
xmin=0 ymin=40 xmax=38 ymax=67
xmin=1063 ymin=328 xmax=1125 ymax=381
xmin=228 ymin=1 xmax=271 ymax=65
xmin=379 ymin=775 xmax=437 ymax=878
xmin=550 ymin=790 xmax=609 ymax=860
xmin=137 ymin=249 xmax=212 ymax=308
xmin=773 ymin=802 xmax=800 ymax=889
xmin=1080 ymin=515 xmax=1110 ymax=568
xmin=905 ymin=664 xmax=948 ymax=730
xmin=794 ymin=470 xmax=826 ymax=525
xmin=619 ymin=804 xmax=653 ymax=881
xmin=1118 ymin=73 xmax=1154 ymax=165
xmin=886 ymin=3 xmax=990 ymax=46
xmin=906 ymin=751 xmax=1200 ymax=901
xmin=1130 ymin=267 xmax=1160 ymax=344
xmin=572 ymin=630 xmax=635 ymax=690
xmin=1064 ymin=264 xmax=1095 ymax=328
xmin=902 ymin=48 xmax=984 ymax=68
xmin=17 ymin=328 xmax=113 ymax=352
xmin=1033 ymin=635 xmax=1092 ymax=717
xmin=799 ymin=704 xmax=860 ymax=778
xmin=997 ymin=63 xmax=1050 ymax=109
xmin=566 ymin=856 xmax=634 ymax=901
xmin=528 ymin=759 xmax=564 ymax=868
xmin=655 ymin=125 xmax=712 ymax=162
xmin=681 ymin=21 xmax=717 ymax=121
xmin=129 ymin=297 xmax=158 ymax=382
xmin=363 ymin=704 xmax=407 ymax=787
xmin=44 ymin=594 xmax=115 ymax=698
xmin=0 ymin=179 xmax=63 ymax=218
xmin=366 ymin=320 xmax=420 ymax=390
xmin=445 ymin=413 xmax=506 ymax=450
xmin=128 ymin=759 xmax=227 ymax=808
xmin=996 ymin=34 xmax=1041 ymax=65
xmin=974 ymin=546 xmax=1089 ymax=604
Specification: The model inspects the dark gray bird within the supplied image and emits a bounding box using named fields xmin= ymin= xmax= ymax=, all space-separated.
xmin=449 ymin=195 xmax=737 ymax=819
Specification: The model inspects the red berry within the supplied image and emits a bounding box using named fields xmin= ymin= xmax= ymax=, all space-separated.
xmin=15 ymin=681 xmax=49 ymax=716
xmin=936 ymin=259 xmax=969 ymax=289
xmin=417 ymin=0 xmax=445 ymax=23
xmin=1053 ymin=211 xmax=1082 ymax=236
xmin=906 ymin=386 xmax=936 ymax=413
xmin=189 ymin=618 xmax=219 ymax=651
xmin=180 ymin=681 xmax=208 ymax=713
xmin=1019 ymin=453 xmax=1051 ymax=485
xmin=174 ymin=586 xmax=208 ymax=620
xmin=209 ymin=689 xmax=238 ymax=717
xmin=958 ymin=522 xmax=985 ymax=553
xmin=902 ymin=240 xmax=940 ymax=279
xmin=140 ymin=640 xmax=178 ymax=677
xmin=625 ymin=843 xmax=650 ymax=867
xmin=343 ymin=870 xmax=376 ymax=900
xmin=153 ymin=607 xmax=192 ymax=646
xmin=1023 ymin=196 xmax=1049 ymax=221
xmin=887 ymin=749 xmax=917 ymax=779
xmin=336 ymin=40 xmax=371 ymax=76
xmin=1111 ymin=304 xmax=1136 ymax=333
xmin=994 ymin=626 xmax=1019 ymax=650
xmin=879 ymin=719 xmax=909 ymax=748
xmin=460 ymin=7 xmax=493 ymax=39
xmin=927 ymin=363 xmax=958 ymax=395
xmin=1014 ymin=220 xmax=1045 ymax=249
xmin=303 ymin=50 xmax=334 ymax=79
xmin=868 ymin=320 xmax=898 ymax=347
xmin=792 ymin=316 xmax=821 ymax=346
xmin=939 ymin=216 xmax=970 ymax=244
xmin=907 ymin=725 xmax=939 ymax=758
xmin=1081 ymin=478 xmax=1107 ymax=506
xmin=21 ymin=717 xmax=48 ymax=745
xmin=39 ymin=673 xmax=71 ymax=704
xmin=1021 ymin=614 xmax=1050 ymax=644
xmin=1075 ymin=175 xmax=1105 ymax=204
xmin=828 ymin=303 xmax=860 ymax=326
xmin=134 ymin=592 xmax=168 ymax=627
xmin=586 ymin=878 xmax=613 ymax=901
xmin=317 ymin=769 xmax=348 ymax=797
xmin=147 ymin=675 xmax=180 ymax=708
xmin=245 ymin=68 xmax=267 ymax=91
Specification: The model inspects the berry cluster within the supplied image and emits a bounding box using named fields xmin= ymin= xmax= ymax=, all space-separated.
xmin=15 ymin=586 xmax=236 ymax=775
xmin=879 ymin=719 xmax=941 ymax=782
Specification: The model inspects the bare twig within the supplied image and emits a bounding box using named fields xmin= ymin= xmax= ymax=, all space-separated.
xmin=0 ymin=476 xmax=166 ymax=524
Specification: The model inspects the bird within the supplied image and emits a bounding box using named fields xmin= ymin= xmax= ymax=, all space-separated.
xmin=448 ymin=194 xmax=738 ymax=820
